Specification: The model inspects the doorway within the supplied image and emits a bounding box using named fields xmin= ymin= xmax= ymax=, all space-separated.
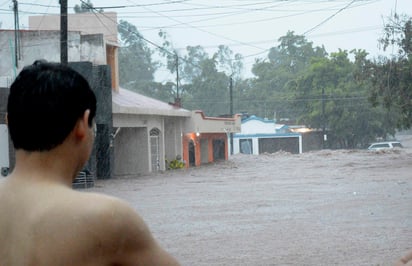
xmin=150 ymin=128 xmax=160 ymax=172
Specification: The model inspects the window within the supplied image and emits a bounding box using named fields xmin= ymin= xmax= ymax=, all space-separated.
xmin=239 ymin=139 xmax=253 ymax=154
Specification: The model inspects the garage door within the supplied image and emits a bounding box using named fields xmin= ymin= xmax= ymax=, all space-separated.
xmin=258 ymin=137 xmax=299 ymax=154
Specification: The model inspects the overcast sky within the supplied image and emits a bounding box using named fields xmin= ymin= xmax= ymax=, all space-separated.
xmin=1 ymin=0 xmax=411 ymax=80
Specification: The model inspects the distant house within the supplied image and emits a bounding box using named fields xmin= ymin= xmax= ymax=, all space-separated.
xmin=112 ymin=88 xmax=191 ymax=176
xmin=233 ymin=116 xmax=302 ymax=155
xmin=183 ymin=111 xmax=241 ymax=167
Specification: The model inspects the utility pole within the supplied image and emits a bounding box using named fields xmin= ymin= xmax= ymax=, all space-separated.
xmin=12 ymin=0 xmax=20 ymax=68
xmin=322 ymin=87 xmax=326 ymax=149
xmin=174 ymin=53 xmax=181 ymax=107
xmin=60 ymin=0 xmax=68 ymax=64
xmin=229 ymin=76 xmax=234 ymax=155
xmin=175 ymin=54 xmax=179 ymax=98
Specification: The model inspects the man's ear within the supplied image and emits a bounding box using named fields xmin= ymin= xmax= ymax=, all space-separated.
xmin=74 ymin=110 xmax=91 ymax=139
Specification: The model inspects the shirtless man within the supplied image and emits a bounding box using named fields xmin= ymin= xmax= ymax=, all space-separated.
xmin=395 ymin=250 xmax=412 ymax=266
xmin=0 ymin=61 xmax=179 ymax=266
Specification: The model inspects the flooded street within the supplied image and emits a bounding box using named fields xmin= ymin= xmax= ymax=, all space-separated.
xmin=90 ymin=142 xmax=412 ymax=265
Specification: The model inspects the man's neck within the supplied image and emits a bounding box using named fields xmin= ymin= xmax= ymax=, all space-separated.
xmin=11 ymin=147 xmax=81 ymax=187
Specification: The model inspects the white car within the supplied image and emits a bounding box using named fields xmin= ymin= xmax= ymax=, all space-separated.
xmin=367 ymin=141 xmax=403 ymax=151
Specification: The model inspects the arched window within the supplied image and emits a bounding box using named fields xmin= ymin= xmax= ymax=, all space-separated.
xmin=150 ymin=128 xmax=160 ymax=136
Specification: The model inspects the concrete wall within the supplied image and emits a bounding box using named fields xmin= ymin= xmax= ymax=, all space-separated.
xmin=164 ymin=117 xmax=184 ymax=162
xmin=0 ymin=88 xmax=10 ymax=174
xmin=200 ymin=139 xmax=209 ymax=164
xmin=242 ymin=118 xmax=277 ymax=134
xmin=28 ymin=12 xmax=119 ymax=90
xmin=80 ymin=34 xmax=106 ymax=64
xmin=0 ymin=125 xmax=9 ymax=173
xmin=0 ymin=87 xmax=14 ymax=174
xmin=106 ymin=44 xmax=119 ymax=91
xmin=0 ymin=30 xmax=106 ymax=80
xmin=114 ymin=127 xmax=149 ymax=177
xmin=185 ymin=111 xmax=241 ymax=134
xmin=0 ymin=30 xmax=81 ymax=78
xmin=29 ymin=12 xmax=118 ymax=44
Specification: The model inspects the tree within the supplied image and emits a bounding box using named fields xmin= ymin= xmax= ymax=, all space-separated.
xmin=369 ymin=14 xmax=412 ymax=129
xmin=118 ymin=20 xmax=158 ymax=85
xmin=248 ymin=31 xmax=327 ymax=119
xmin=178 ymin=46 xmax=232 ymax=116
xmin=156 ymin=32 xmax=243 ymax=115
xmin=73 ymin=0 xmax=103 ymax=13
xmin=184 ymin=67 xmax=229 ymax=115
xmin=157 ymin=30 xmax=181 ymax=75
xmin=294 ymin=49 xmax=398 ymax=148
xmin=215 ymin=45 xmax=243 ymax=80
xmin=116 ymin=21 xmax=179 ymax=103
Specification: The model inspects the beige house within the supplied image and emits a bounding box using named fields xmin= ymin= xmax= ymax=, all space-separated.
xmin=112 ymin=88 xmax=191 ymax=176
xmin=28 ymin=12 xmax=120 ymax=90
xmin=0 ymin=30 xmax=106 ymax=78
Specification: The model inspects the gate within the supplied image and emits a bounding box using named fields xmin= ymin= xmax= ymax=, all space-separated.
xmin=150 ymin=128 xmax=160 ymax=172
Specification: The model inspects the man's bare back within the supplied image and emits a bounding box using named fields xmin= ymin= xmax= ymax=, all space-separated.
xmin=0 ymin=176 xmax=177 ymax=266
xmin=1 ymin=62 xmax=179 ymax=266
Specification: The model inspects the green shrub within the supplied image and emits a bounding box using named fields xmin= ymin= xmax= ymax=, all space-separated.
xmin=166 ymin=156 xmax=185 ymax=170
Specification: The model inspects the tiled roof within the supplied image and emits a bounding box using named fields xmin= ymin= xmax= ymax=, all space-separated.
xmin=112 ymin=88 xmax=191 ymax=117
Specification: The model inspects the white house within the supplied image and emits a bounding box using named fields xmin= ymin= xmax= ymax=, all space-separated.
xmin=233 ymin=115 xmax=302 ymax=155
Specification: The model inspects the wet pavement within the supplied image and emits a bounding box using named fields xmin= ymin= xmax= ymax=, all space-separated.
xmin=90 ymin=148 xmax=412 ymax=265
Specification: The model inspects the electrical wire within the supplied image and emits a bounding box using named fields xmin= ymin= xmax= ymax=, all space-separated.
xmin=0 ymin=0 xmax=394 ymax=77
xmin=302 ymin=0 xmax=358 ymax=35
xmin=124 ymin=0 xmax=267 ymax=52
xmin=33 ymin=0 xmax=54 ymax=31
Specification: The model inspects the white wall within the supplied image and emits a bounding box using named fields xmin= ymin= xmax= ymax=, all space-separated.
xmin=113 ymin=127 xmax=149 ymax=177
xmin=242 ymin=120 xmax=275 ymax=134
xmin=0 ymin=124 xmax=9 ymax=169
xmin=29 ymin=12 xmax=118 ymax=44
xmin=0 ymin=30 xmax=107 ymax=80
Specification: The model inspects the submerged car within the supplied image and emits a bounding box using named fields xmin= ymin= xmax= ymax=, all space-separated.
xmin=367 ymin=141 xmax=403 ymax=151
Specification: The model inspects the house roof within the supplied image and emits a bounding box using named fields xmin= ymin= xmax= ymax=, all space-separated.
xmin=242 ymin=115 xmax=274 ymax=124
xmin=112 ymin=88 xmax=191 ymax=117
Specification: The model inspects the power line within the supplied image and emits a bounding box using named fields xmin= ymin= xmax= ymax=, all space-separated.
xmin=303 ymin=0 xmax=358 ymax=35
xmin=79 ymin=0 xmax=172 ymax=55
xmin=17 ymin=1 xmax=190 ymax=9
xmin=0 ymin=0 xmax=391 ymax=77
xmin=124 ymin=0 xmax=267 ymax=52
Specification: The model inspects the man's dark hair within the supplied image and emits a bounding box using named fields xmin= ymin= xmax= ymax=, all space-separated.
xmin=7 ymin=61 xmax=97 ymax=151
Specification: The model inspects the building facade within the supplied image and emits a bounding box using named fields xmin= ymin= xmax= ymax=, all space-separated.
xmin=182 ymin=111 xmax=241 ymax=167
xmin=233 ymin=116 xmax=302 ymax=155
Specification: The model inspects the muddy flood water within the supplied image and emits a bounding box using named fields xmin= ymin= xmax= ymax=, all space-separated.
xmin=90 ymin=138 xmax=412 ymax=266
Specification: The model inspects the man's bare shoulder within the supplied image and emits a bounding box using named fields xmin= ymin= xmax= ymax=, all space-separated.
xmin=0 ymin=179 xmax=179 ymax=265
xmin=73 ymin=190 xmax=148 ymax=232
xmin=71 ymin=191 xmax=180 ymax=265
xmin=54 ymin=189 xmax=148 ymax=235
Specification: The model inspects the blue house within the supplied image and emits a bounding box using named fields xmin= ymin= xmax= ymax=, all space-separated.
xmin=232 ymin=116 xmax=302 ymax=155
